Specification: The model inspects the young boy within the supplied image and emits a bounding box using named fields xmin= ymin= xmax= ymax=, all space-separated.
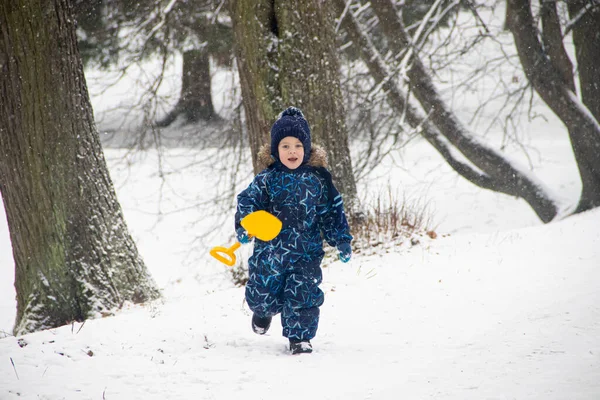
xmin=235 ymin=106 xmax=353 ymax=354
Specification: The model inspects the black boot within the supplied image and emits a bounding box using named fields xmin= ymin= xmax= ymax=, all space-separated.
xmin=289 ymin=339 xmax=313 ymax=354
xmin=251 ymin=314 xmax=272 ymax=335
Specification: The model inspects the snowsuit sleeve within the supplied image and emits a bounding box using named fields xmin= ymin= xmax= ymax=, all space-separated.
xmin=235 ymin=170 xmax=270 ymax=241
xmin=316 ymin=168 xmax=353 ymax=248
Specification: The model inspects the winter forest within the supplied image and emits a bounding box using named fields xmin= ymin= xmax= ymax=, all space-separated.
xmin=1 ymin=0 xmax=599 ymax=399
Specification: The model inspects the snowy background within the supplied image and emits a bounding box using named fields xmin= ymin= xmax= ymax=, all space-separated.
xmin=1 ymin=8 xmax=599 ymax=399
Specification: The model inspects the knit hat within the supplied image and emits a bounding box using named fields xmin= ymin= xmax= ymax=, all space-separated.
xmin=270 ymin=107 xmax=311 ymax=164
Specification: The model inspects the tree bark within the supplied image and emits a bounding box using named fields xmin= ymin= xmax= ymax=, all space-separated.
xmin=540 ymin=1 xmax=576 ymax=93
xmin=566 ymin=0 xmax=600 ymax=212
xmin=275 ymin=0 xmax=357 ymax=206
xmin=0 ymin=0 xmax=160 ymax=335
xmin=567 ymin=0 xmax=600 ymax=122
xmin=230 ymin=0 xmax=357 ymax=207
xmin=506 ymin=0 xmax=600 ymax=213
xmin=229 ymin=0 xmax=281 ymax=171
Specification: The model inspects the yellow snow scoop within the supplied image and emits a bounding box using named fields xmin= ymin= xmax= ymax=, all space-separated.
xmin=210 ymin=210 xmax=282 ymax=266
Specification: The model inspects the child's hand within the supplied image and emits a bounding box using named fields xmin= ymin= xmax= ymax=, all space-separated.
xmin=338 ymin=243 xmax=352 ymax=263
xmin=239 ymin=234 xmax=250 ymax=244
xmin=238 ymin=231 xmax=251 ymax=244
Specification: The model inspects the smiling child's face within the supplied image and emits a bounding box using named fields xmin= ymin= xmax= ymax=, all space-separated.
xmin=278 ymin=136 xmax=305 ymax=170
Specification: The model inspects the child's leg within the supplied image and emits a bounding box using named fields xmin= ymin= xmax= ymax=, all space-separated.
xmin=281 ymin=259 xmax=324 ymax=341
xmin=245 ymin=255 xmax=285 ymax=318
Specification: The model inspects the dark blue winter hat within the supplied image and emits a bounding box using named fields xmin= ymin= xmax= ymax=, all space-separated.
xmin=270 ymin=106 xmax=311 ymax=164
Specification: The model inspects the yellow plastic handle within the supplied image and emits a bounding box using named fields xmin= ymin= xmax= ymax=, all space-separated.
xmin=209 ymin=209 xmax=282 ymax=267
xmin=210 ymin=242 xmax=242 ymax=266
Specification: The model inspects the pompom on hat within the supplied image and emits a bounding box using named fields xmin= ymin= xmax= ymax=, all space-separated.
xmin=270 ymin=107 xmax=311 ymax=164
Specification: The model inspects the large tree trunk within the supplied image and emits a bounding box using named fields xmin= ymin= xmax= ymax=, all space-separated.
xmin=0 ymin=0 xmax=160 ymax=335
xmin=274 ymin=1 xmax=357 ymax=206
xmin=540 ymin=1 xmax=576 ymax=93
xmin=506 ymin=0 xmax=600 ymax=213
xmin=230 ymin=0 xmax=357 ymax=207
xmin=565 ymin=0 xmax=600 ymax=212
xmin=336 ymin=0 xmax=559 ymax=222
xmin=567 ymin=0 xmax=600 ymax=122
xmin=156 ymin=49 xmax=219 ymax=127
xmin=229 ymin=0 xmax=280 ymax=169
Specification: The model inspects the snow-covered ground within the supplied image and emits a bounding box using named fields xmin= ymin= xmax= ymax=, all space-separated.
xmin=1 ymin=122 xmax=598 ymax=399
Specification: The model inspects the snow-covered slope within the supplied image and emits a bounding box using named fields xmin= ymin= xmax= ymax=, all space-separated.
xmin=1 ymin=183 xmax=598 ymax=399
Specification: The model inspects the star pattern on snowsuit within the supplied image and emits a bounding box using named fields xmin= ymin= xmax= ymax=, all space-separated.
xmin=235 ymin=163 xmax=352 ymax=340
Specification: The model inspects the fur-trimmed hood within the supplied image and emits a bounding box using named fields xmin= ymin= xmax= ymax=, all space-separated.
xmin=257 ymin=143 xmax=328 ymax=171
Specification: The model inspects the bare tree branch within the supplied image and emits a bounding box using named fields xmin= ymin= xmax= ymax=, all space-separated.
xmin=343 ymin=0 xmax=559 ymax=221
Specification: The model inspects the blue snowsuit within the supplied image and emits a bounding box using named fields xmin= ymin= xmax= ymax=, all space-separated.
xmin=235 ymin=147 xmax=352 ymax=341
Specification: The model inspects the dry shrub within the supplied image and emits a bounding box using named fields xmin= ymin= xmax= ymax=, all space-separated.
xmin=345 ymin=186 xmax=437 ymax=258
